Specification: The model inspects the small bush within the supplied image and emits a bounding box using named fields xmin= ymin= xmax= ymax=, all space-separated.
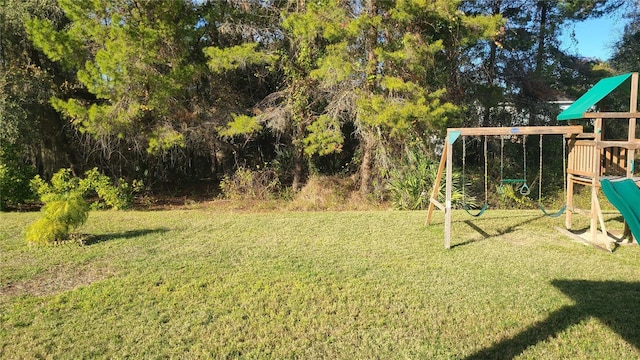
xmin=0 ymin=147 xmax=36 ymax=210
xmin=496 ymin=183 xmax=532 ymax=209
xmin=82 ymin=168 xmax=142 ymax=210
xmin=31 ymin=168 xmax=141 ymax=210
xmin=220 ymin=167 xmax=280 ymax=201
xmin=288 ymin=175 xmax=356 ymax=210
xmin=24 ymin=217 xmax=69 ymax=245
xmin=25 ymin=168 xmax=142 ymax=245
xmin=25 ymin=193 xmax=89 ymax=245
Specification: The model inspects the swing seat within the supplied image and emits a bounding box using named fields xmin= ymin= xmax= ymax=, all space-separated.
xmin=537 ymin=203 xmax=566 ymax=218
xmin=501 ymin=179 xmax=526 ymax=183
xmin=496 ymin=182 xmax=531 ymax=196
xmin=462 ymin=202 xmax=489 ymax=217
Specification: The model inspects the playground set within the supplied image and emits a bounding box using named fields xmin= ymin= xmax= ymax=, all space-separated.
xmin=426 ymin=72 xmax=640 ymax=250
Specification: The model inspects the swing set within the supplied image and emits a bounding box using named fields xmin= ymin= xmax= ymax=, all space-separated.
xmin=426 ymin=126 xmax=583 ymax=249
xmin=459 ymin=133 xmax=567 ymax=217
xmin=428 ymin=72 xmax=640 ymax=251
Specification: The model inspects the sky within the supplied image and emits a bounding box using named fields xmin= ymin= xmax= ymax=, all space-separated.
xmin=559 ymin=10 xmax=630 ymax=60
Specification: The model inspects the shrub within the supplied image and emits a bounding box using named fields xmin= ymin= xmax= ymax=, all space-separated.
xmin=25 ymin=168 xmax=142 ymax=245
xmin=0 ymin=147 xmax=36 ymax=210
xmin=387 ymin=149 xmax=467 ymax=210
xmin=220 ymin=166 xmax=280 ymax=201
xmin=25 ymin=193 xmax=89 ymax=245
xmin=496 ymin=183 xmax=532 ymax=209
xmin=81 ymin=168 xmax=142 ymax=210
xmin=31 ymin=168 xmax=142 ymax=211
xmin=288 ymin=175 xmax=355 ymax=210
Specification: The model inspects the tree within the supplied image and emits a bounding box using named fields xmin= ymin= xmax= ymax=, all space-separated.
xmin=0 ymin=0 xmax=74 ymax=208
xmin=205 ymin=1 xmax=348 ymax=191
xmin=309 ymin=0 xmax=500 ymax=193
xmin=610 ymin=8 xmax=640 ymax=73
xmin=27 ymin=0 xmax=203 ymax=154
xmin=25 ymin=0 xmax=263 ymax=183
xmin=460 ymin=0 xmax=627 ymax=128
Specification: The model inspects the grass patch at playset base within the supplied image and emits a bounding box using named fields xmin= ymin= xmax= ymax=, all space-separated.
xmin=1 ymin=209 xmax=640 ymax=358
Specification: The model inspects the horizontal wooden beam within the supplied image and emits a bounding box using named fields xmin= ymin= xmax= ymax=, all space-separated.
xmin=574 ymin=133 xmax=596 ymax=139
xmin=446 ymin=125 xmax=583 ymax=137
xmin=572 ymin=139 xmax=640 ymax=149
xmin=583 ymin=112 xmax=640 ymax=119
xmin=596 ymin=141 xmax=640 ymax=150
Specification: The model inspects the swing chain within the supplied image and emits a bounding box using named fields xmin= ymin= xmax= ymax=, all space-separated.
xmin=461 ymin=136 xmax=489 ymax=217
xmin=537 ymin=134 xmax=567 ymax=217
xmin=498 ymin=136 xmax=506 ymax=194
xmin=519 ymin=135 xmax=531 ymax=196
xmin=498 ymin=135 xmax=530 ymax=196
xmin=462 ymin=136 xmax=466 ymax=200
xmin=538 ymin=134 xmax=567 ymax=202
xmin=539 ymin=134 xmax=543 ymax=203
xmin=484 ymin=135 xmax=488 ymax=204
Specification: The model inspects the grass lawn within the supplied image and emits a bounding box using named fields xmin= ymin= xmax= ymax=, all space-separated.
xmin=2 ymin=208 xmax=640 ymax=358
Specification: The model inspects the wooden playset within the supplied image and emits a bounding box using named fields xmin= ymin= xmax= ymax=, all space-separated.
xmin=427 ymin=72 xmax=640 ymax=250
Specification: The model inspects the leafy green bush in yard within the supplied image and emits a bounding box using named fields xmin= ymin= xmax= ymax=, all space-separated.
xmin=31 ymin=168 xmax=142 ymax=211
xmin=496 ymin=183 xmax=532 ymax=209
xmin=81 ymin=168 xmax=143 ymax=210
xmin=25 ymin=168 xmax=142 ymax=245
xmin=0 ymin=145 xmax=36 ymax=210
xmin=24 ymin=192 xmax=89 ymax=245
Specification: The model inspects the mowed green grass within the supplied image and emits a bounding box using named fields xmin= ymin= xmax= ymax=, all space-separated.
xmin=2 ymin=208 xmax=640 ymax=359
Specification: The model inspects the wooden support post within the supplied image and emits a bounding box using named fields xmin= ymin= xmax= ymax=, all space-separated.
xmin=426 ymin=144 xmax=447 ymax=225
xmin=628 ymin=73 xmax=638 ymax=178
xmin=566 ymin=174 xmax=574 ymax=230
xmin=444 ymin=139 xmax=453 ymax=249
xmin=565 ymin=134 xmax=577 ymax=230
xmin=590 ymin=179 xmax=599 ymax=243
xmin=594 ymin=118 xmax=602 ymax=142
xmin=591 ymin=119 xmax=602 ymax=242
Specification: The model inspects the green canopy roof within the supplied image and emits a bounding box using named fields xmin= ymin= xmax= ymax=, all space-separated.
xmin=557 ymin=73 xmax=632 ymax=121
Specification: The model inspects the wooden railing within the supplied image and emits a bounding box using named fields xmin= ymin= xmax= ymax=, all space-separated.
xmin=568 ymin=140 xmax=599 ymax=178
xmin=601 ymin=146 xmax=628 ymax=176
xmin=568 ymin=140 xmax=631 ymax=178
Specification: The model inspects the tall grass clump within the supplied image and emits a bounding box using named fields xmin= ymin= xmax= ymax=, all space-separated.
xmin=219 ymin=166 xmax=281 ymax=201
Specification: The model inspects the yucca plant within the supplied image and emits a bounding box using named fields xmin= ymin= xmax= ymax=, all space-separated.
xmin=387 ymin=147 xmax=469 ymax=210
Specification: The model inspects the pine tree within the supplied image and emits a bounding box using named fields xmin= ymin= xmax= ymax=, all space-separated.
xmin=311 ymin=0 xmax=501 ymax=193
xmin=26 ymin=0 xmax=200 ymax=154
xmin=205 ymin=1 xmax=345 ymax=191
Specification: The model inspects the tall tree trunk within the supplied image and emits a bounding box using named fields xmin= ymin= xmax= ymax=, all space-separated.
xmin=292 ymin=146 xmax=304 ymax=192
xmin=482 ymin=0 xmax=502 ymax=127
xmin=535 ymin=1 xmax=547 ymax=76
xmin=527 ymin=1 xmax=548 ymax=126
xmin=359 ymin=133 xmax=374 ymax=194
xmin=359 ymin=0 xmax=377 ymax=195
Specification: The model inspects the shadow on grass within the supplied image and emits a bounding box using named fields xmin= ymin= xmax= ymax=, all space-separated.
xmin=450 ymin=215 xmax=545 ymax=248
xmin=465 ymin=280 xmax=640 ymax=359
xmin=83 ymin=228 xmax=169 ymax=245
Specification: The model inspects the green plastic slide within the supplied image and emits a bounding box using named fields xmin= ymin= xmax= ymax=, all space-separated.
xmin=600 ymin=178 xmax=640 ymax=245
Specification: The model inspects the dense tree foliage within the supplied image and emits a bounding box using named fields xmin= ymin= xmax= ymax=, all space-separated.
xmin=611 ymin=7 xmax=640 ymax=73
xmin=0 ymin=0 xmax=634 ymax=205
xmin=460 ymin=0 xmax=628 ymax=127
